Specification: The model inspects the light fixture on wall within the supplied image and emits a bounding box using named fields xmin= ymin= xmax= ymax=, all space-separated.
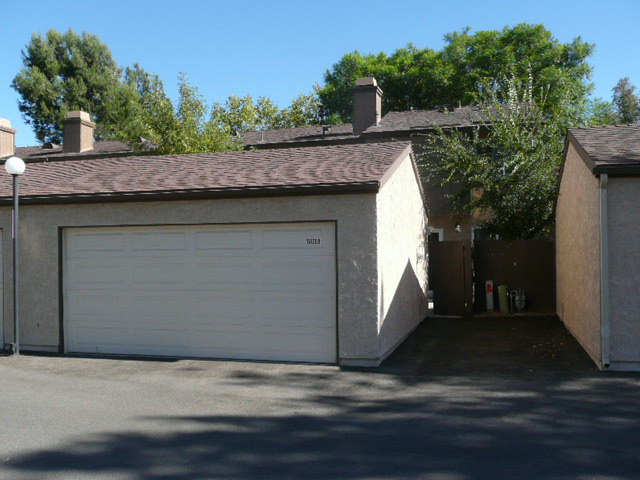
xmin=5 ymin=156 xmax=25 ymax=355
xmin=455 ymin=223 xmax=461 ymax=233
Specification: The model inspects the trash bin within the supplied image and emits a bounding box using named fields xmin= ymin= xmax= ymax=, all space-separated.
xmin=498 ymin=285 xmax=510 ymax=314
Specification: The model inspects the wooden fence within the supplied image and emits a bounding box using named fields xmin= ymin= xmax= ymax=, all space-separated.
xmin=473 ymin=239 xmax=555 ymax=313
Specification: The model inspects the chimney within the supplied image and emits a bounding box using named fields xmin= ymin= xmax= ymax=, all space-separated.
xmin=0 ymin=118 xmax=16 ymax=158
xmin=352 ymin=77 xmax=383 ymax=135
xmin=63 ymin=110 xmax=95 ymax=153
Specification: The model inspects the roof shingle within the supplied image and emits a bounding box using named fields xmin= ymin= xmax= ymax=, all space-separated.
xmin=0 ymin=141 xmax=411 ymax=202
xmin=14 ymin=140 xmax=133 ymax=160
xmin=241 ymin=124 xmax=355 ymax=146
xmin=569 ymin=124 xmax=640 ymax=175
xmin=242 ymin=106 xmax=487 ymax=146
xmin=363 ymin=106 xmax=487 ymax=134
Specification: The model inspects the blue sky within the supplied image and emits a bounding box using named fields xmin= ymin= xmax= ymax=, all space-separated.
xmin=2 ymin=0 xmax=639 ymax=146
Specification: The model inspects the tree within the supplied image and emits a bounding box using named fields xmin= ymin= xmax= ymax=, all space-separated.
xmin=211 ymin=94 xmax=280 ymax=133
xmin=97 ymin=63 xmax=166 ymax=140
xmin=612 ymin=77 xmax=640 ymax=124
xmin=586 ymin=98 xmax=620 ymax=125
xmin=211 ymin=90 xmax=324 ymax=134
xmin=113 ymin=74 xmax=243 ymax=155
xmin=12 ymin=29 xmax=132 ymax=143
xmin=416 ymin=75 xmax=565 ymax=240
xmin=277 ymin=91 xmax=324 ymax=128
xmin=317 ymin=24 xmax=594 ymax=127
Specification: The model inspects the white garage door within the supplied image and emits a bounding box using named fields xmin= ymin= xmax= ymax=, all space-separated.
xmin=63 ymin=223 xmax=336 ymax=363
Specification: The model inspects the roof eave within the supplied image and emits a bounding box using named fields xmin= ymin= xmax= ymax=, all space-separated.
xmin=0 ymin=182 xmax=381 ymax=206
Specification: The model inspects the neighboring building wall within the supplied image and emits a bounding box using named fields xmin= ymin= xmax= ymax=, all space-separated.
xmin=376 ymin=155 xmax=428 ymax=363
xmin=428 ymin=214 xmax=474 ymax=241
xmin=1 ymin=194 xmax=381 ymax=365
xmin=556 ymin=144 xmax=603 ymax=365
xmin=607 ymin=177 xmax=640 ymax=369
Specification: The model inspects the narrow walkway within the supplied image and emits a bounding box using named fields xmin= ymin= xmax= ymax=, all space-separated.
xmin=380 ymin=314 xmax=598 ymax=376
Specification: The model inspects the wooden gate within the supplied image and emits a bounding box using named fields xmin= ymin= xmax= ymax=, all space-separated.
xmin=428 ymin=237 xmax=473 ymax=317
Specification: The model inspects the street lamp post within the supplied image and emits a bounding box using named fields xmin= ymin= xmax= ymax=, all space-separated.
xmin=5 ymin=156 xmax=25 ymax=355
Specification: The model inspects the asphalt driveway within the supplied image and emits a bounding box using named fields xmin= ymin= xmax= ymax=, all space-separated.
xmin=1 ymin=316 xmax=639 ymax=480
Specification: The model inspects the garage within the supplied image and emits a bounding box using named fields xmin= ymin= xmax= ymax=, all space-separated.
xmin=0 ymin=141 xmax=427 ymax=366
xmin=64 ymin=223 xmax=336 ymax=363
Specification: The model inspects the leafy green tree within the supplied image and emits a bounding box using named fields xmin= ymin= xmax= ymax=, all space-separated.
xmin=277 ymin=91 xmax=324 ymax=128
xmin=586 ymin=98 xmax=620 ymax=125
xmin=98 ymin=64 xmax=166 ymax=140
xmin=318 ymin=24 xmax=594 ymax=127
xmin=211 ymin=94 xmax=280 ymax=133
xmin=416 ymin=75 xmax=565 ymax=240
xmin=114 ymin=74 xmax=243 ymax=155
xmin=211 ymin=90 xmax=324 ymax=134
xmin=12 ymin=29 xmax=129 ymax=143
xmin=612 ymin=77 xmax=640 ymax=124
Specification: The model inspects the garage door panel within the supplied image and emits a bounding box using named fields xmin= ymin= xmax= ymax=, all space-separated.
xmin=69 ymin=263 xmax=127 ymax=286
xmin=74 ymin=326 xmax=132 ymax=347
xmin=260 ymin=260 xmax=334 ymax=290
xmin=193 ymin=261 xmax=255 ymax=287
xmin=261 ymin=226 xmax=334 ymax=254
xmin=189 ymin=295 xmax=254 ymax=320
xmin=131 ymin=263 xmax=189 ymax=285
xmin=64 ymin=223 xmax=336 ymax=363
xmin=194 ymin=229 xmax=254 ymax=251
xmin=133 ymin=328 xmax=190 ymax=348
xmin=66 ymin=293 xmax=125 ymax=316
xmin=259 ymin=297 xmax=334 ymax=326
xmin=71 ymin=232 xmax=126 ymax=252
xmin=129 ymin=294 xmax=188 ymax=318
xmin=132 ymin=231 xmax=186 ymax=251
xmin=192 ymin=328 xmax=259 ymax=352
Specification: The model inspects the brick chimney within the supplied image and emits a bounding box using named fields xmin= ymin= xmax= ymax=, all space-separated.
xmin=0 ymin=118 xmax=16 ymax=158
xmin=352 ymin=77 xmax=383 ymax=135
xmin=63 ymin=110 xmax=95 ymax=153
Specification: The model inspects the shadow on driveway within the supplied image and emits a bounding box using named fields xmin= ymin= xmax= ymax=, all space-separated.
xmin=378 ymin=314 xmax=599 ymax=377
xmin=5 ymin=315 xmax=640 ymax=480
xmin=7 ymin=376 xmax=640 ymax=479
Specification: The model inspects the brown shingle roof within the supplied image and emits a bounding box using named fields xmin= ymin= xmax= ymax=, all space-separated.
xmin=363 ymin=106 xmax=487 ymax=135
xmin=241 ymin=124 xmax=355 ymax=146
xmin=241 ymin=106 xmax=487 ymax=147
xmin=569 ymin=124 xmax=640 ymax=175
xmin=0 ymin=141 xmax=411 ymax=203
xmin=14 ymin=140 xmax=133 ymax=160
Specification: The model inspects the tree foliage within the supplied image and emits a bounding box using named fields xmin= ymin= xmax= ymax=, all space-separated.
xmin=416 ymin=75 xmax=565 ymax=240
xmin=318 ymin=24 xmax=594 ymax=127
xmin=612 ymin=77 xmax=640 ymax=124
xmin=586 ymin=97 xmax=619 ymax=125
xmin=585 ymin=77 xmax=640 ymax=125
xmin=11 ymin=29 xmax=137 ymax=143
xmin=211 ymin=90 xmax=323 ymax=134
xmin=112 ymin=74 xmax=243 ymax=155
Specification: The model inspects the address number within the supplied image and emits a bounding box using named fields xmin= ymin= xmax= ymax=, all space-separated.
xmin=306 ymin=238 xmax=321 ymax=245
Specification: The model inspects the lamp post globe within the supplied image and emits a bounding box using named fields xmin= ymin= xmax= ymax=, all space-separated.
xmin=5 ymin=156 xmax=26 ymax=176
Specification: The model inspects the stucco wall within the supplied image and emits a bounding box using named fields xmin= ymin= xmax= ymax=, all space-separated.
xmin=556 ymin=144 xmax=602 ymax=365
xmin=376 ymin=156 xmax=428 ymax=363
xmin=607 ymin=177 xmax=640 ymax=368
xmin=0 ymin=193 xmax=381 ymax=364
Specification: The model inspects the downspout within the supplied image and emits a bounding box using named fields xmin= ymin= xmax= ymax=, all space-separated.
xmin=599 ymin=174 xmax=610 ymax=368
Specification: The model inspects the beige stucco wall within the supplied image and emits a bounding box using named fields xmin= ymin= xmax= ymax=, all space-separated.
xmin=375 ymin=156 xmax=428 ymax=364
xmin=556 ymin=143 xmax=602 ymax=365
xmin=607 ymin=177 xmax=640 ymax=369
xmin=0 ymin=193 xmax=384 ymax=364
